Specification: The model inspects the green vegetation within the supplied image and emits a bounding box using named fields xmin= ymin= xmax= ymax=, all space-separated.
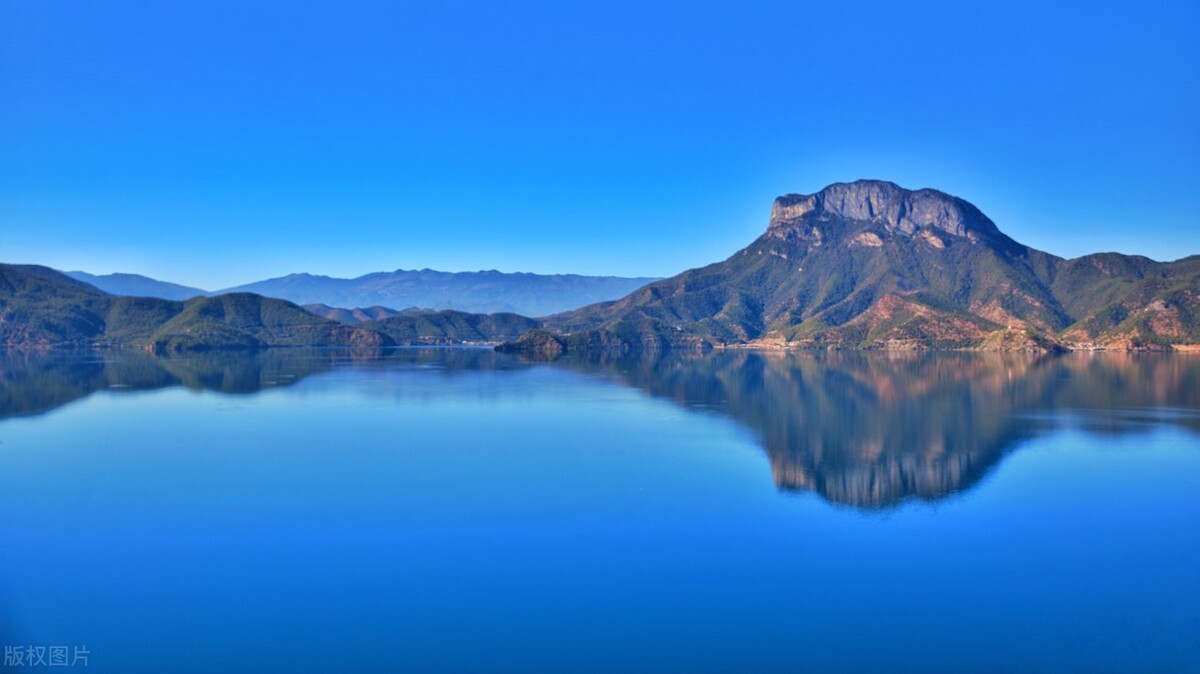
xmin=523 ymin=182 xmax=1200 ymax=353
xmin=494 ymin=329 xmax=567 ymax=359
xmin=6 ymin=182 xmax=1199 ymax=354
xmin=0 ymin=265 xmax=391 ymax=351
xmin=363 ymin=310 xmax=540 ymax=345
xmin=147 ymin=293 xmax=389 ymax=353
xmin=1 ymin=264 xmax=133 ymax=348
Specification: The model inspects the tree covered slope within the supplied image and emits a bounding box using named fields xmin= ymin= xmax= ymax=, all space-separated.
xmin=535 ymin=181 xmax=1200 ymax=351
xmin=1 ymin=265 xmax=388 ymax=352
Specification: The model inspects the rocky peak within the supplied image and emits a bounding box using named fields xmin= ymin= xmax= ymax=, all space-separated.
xmin=768 ymin=180 xmax=1005 ymax=242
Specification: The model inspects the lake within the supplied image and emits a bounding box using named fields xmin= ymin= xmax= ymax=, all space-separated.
xmin=1 ymin=348 xmax=1198 ymax=673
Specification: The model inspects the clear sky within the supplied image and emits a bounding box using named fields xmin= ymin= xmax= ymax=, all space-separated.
xmin=2 ymin=1 xmax=1198 ymax=289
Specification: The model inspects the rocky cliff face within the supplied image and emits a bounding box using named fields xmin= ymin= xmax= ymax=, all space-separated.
xmin=768 ymin=180 xmax=1007 ymax=243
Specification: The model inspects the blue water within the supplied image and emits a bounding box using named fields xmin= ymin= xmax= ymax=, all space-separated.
xmin=1 ymin=349 xmax=1198 ymax=673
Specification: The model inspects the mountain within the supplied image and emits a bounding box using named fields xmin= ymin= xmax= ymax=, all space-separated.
xmin=531 ymin=180 xmax=1200 ymax=352
xmin=147 ymin=293 xmax=389 ymax=353
xmin=2 ymin=264 xmax=535 ymax=350
xmin=0 ymin=264 xmax=120 ymax=348
xmin=15 ymin=180 xmax=1198 ymax=353
xmin=219 ymin=269 xmax=660 ymax=317
xmin=66 ymin=271 xmax=206 ymax=301
xmin=0 ymin=264 xmax=387 ymax=352
xmin=62 ymin=268 xmax=661 ymax=317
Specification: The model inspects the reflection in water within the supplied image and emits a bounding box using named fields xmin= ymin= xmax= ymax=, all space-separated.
xmin=553 ymin=350 xmax=1200 ymax=507
xmin=0 ymin=347 xmax=524 ymax=420
xmin=2 ymin=348 xmax=1198 ymax=509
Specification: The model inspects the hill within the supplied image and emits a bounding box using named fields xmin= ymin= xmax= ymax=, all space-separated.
xmin=219 ymin=269 xmax=659 ymax=317
xmin=530 ymin=180 xmax=1200 ymax=352
xmin=0 ymin=264 xmax=387 ymax=352
xmin=0 ymin=264 xmax=120 ymax=348
xmin=363 ymin=310 xmax=540 ymax=345
xmin=301 ymin=303 xmax=415 ymax=325
xmin=147 ymin=294 xmax=389 ymax=353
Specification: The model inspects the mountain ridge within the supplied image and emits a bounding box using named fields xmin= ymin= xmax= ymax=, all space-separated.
xmin=216 ymin=269 xmax=661 ymax=317
xmin=525 ymin=180 xmax=1200 ymax=352
xmin=64 ymin=268 xmax=661 ymax=317
xmin=0 ymin=264 xmax=389 ymax=352
xmin=65 ymin=271 xmax=207 ymax=301
xmin=1 ymin=265 xmax=546 ymax=351
xmin=8 ymin=180 xmax=1198 ymax=353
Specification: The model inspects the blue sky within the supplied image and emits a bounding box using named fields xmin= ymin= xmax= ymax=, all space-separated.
xmin=2 ymin=1 xmax=1197 ymax=289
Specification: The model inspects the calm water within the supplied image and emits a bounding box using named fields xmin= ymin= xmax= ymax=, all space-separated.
xmin=1 ymin=348 xmax=1198 ymax=673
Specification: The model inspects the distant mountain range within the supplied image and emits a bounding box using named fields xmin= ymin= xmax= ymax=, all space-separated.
xmin=66 ymin=271 xmax=207 ymax=301
xmin=218 ymin=270 xmax=659 ymax=317
xmin=0 ymin=264 xmax=539 ymax=351
xmin=517 ymin=180 xmax=1200 ymax=353
xmin=0 ymin=265 xmax=386 ymax=352
xmin=6 ymin=180 xmax=1198 ymax=353
xmin=67 ymin=269 xmax=661 ymax=317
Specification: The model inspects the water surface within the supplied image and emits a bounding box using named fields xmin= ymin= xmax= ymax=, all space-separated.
xmin=1 ymin=349 xmax=1198 ymax=673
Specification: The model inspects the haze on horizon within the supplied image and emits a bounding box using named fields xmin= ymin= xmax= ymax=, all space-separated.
xmin=2 ymin=1 xmax=1198 ymax=290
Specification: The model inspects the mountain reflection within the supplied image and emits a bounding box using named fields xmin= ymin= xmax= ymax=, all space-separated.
xmin=0 ymin=348 xmax=524 ymax=421
xmin=552 ymin=350 xmax=1200 ymax=508
xmin=2 ymin=348 xmax=1198 ymax=508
